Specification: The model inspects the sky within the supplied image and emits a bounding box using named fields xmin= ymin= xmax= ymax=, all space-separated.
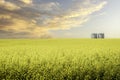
xmin=0 ymin=0 xmax=120 ymax=38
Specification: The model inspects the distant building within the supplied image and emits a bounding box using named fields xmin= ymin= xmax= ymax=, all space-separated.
xmin=91 ymin=33 xmax=98 ymax=39
xmin=91 ymin=33 xmax=105 ymax=39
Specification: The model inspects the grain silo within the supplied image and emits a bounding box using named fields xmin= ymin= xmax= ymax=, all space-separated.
xmin=98 ymin=33 xmax=105 ymax=39
xmin=91 ymin=33 xmax=98 ymax=39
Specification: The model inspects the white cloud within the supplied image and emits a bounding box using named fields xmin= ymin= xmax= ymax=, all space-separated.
xmin=36 ymin=2 xmax=60 ymax=11
xmin=42 ymin=1 xmax=107 ymax=30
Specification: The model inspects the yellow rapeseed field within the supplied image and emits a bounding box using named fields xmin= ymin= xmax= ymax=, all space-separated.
xmin=0 ymin=39 xmax=120 ymax=80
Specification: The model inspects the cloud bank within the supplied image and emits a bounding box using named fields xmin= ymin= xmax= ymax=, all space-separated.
xmin=0 ymin=0 xmax=107 ymax=38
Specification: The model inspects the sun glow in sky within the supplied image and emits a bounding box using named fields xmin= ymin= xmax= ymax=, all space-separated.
xmin=0 ymin=0 xmax=120 ymax=38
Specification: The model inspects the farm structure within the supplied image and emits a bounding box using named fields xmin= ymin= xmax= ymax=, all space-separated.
xmin=91 ymin=33 xmax=105 ymax=39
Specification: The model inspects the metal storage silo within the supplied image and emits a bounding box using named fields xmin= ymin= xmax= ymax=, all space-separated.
xmin=98 ymin=33 xmax=104 ymax=39
xmin=91 ymin=33 xmax=98 ymax=39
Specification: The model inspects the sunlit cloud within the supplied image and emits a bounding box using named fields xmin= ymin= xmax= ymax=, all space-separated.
xmin=20 ymin=0 xmax=32 ymax=4
xmin=0 ymin=0 xmax=20 ymax=10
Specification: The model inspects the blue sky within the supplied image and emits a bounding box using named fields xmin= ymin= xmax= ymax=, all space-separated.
xmin=0 ymin=0 xmax=120 ymax=38
xmin=51 ymin=0 xmax=120 ymax=38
